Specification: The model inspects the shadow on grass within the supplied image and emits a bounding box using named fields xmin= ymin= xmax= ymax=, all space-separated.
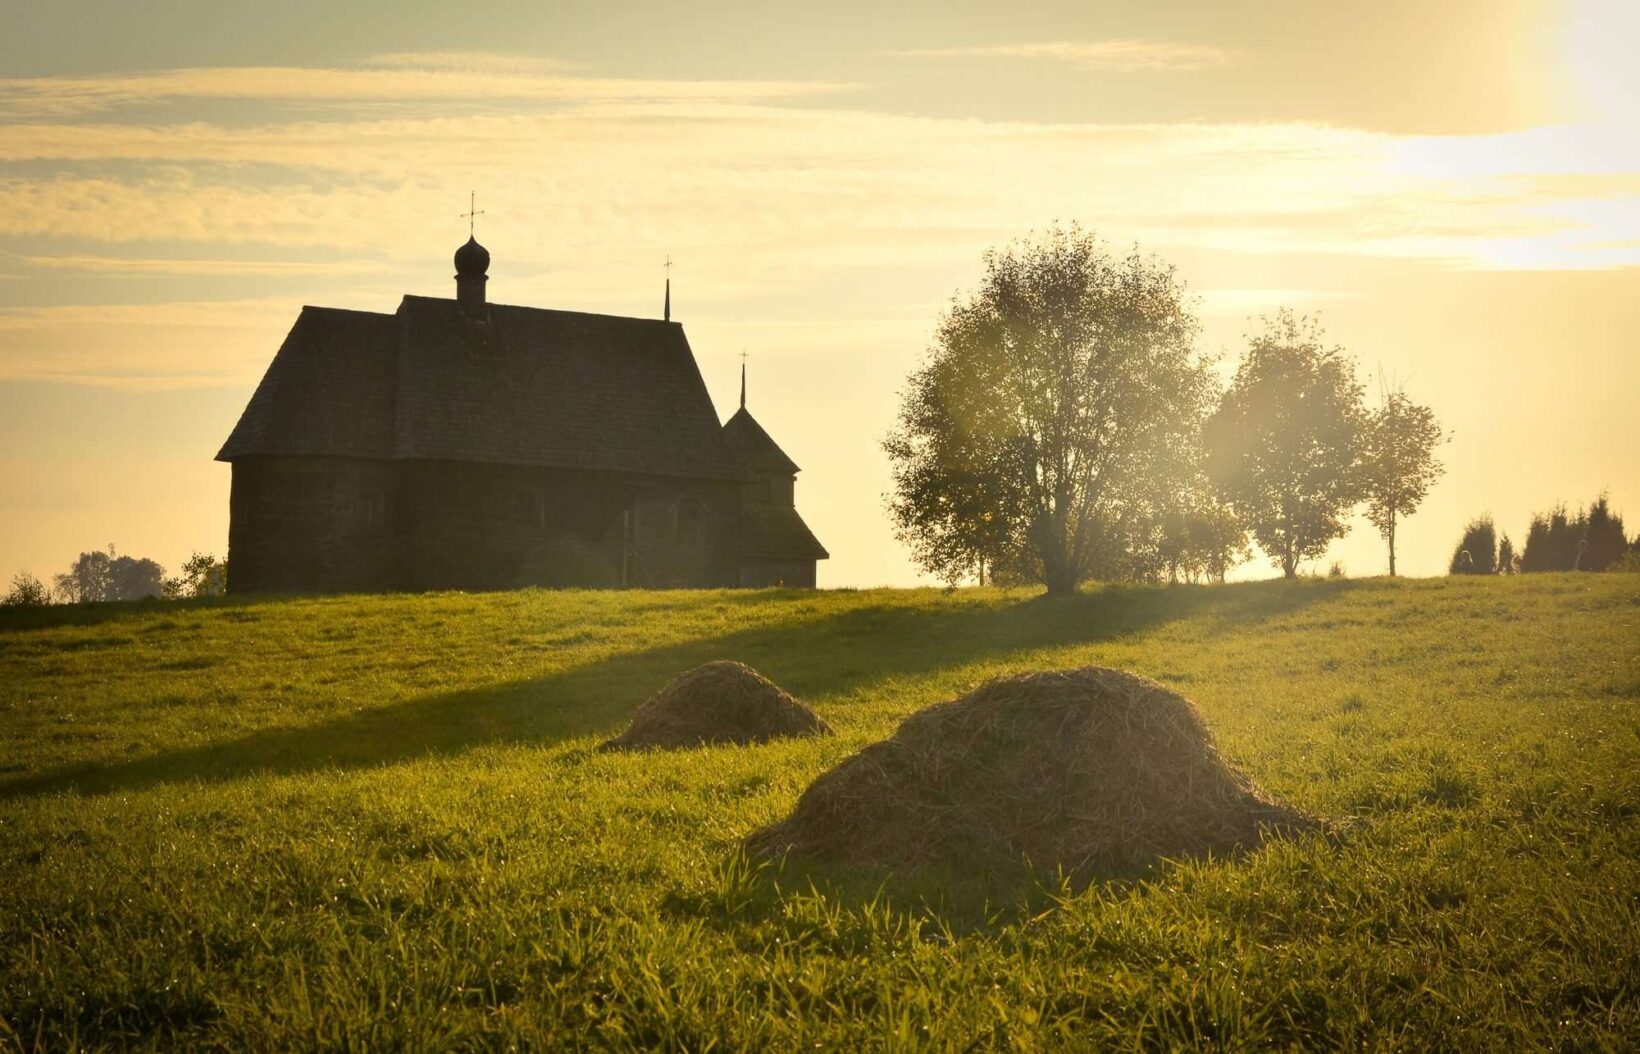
xmin=0 ymin=593 xmax=286 ymax=633
xmin=661 ymin=848 xmax=1148 ymax=940
xmin=1 ymin=579 xmax=1346 ymax=802
xmin=667 ymin=824 xmax=1345 ymax=939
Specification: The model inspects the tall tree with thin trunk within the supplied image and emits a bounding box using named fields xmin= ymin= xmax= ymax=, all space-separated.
xmin=1205 ymin=310 xmax=1367 ymax=579
xmin=1360 ymin=388 xmax=1446 ymax=575
xmin=885 ymin=225 xmax=1214 ymax=593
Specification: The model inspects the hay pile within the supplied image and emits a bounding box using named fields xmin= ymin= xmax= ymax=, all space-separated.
xmin=746 ymin=666 xmax=1317 ymax=873
xmin=601 ymin=660 xmax=832 ymax=751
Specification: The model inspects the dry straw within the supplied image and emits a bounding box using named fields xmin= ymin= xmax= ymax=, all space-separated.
xmin=747 ymin=666 xmax=1318 ymax=874
xmin=601 ymin=660 xmax=832 ymax=751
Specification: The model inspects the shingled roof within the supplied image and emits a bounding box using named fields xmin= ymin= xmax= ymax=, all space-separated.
xmin=721 ymin=406 xmax=800 ymax=475
xmin=219 ymin=296 xmax=746 ymax=481
xmin=741 ymin=506 xmax=830 ymax=560
xmin=217 ymin=306 xmax=398 ymax=461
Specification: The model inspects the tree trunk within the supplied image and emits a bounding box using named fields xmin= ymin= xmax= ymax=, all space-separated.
xmin=1036 ymin=500 xmax=1079 ymax=595
xmin=1387 ymin=518 xmax=1397 ymax=577
xmin=1043 ymin=565 xmax=1080 ymax=595
xmin=1040 ymin=531 xmax=1079 ymax=595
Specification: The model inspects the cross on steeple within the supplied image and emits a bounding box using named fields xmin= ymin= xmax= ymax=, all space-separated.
xmin=460 ymin=192 xmax=485 ymax=237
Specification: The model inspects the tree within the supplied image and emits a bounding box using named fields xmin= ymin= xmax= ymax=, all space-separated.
xmin=54 ymin=547 xmax=114 ymax=603
xmin=52 ymin=546 xmax=166 ymax=602
xmin=885 ymin=225 xmax=1214 ymax=594
xmin=1205 ymin=310 xmax=1367 ymax=579
xmin=109 ymin=556 xmax=164 ymax=600
xmin=2 ymin=571 xmax=50 ymax=606
xmin=1519 ymin=510 xmax=1556 ymax=572
xmin=163 ymin=552 xmax=228 ymax=599
xmin=1153 ymin=488 xmax=1248 ymax=584
xmin=1582 ymin=493 xmax=1627 ymax=571
xmin=1519 ymin=494 xmax=1628 ymax=572
xmin=1449 ymin=516 xmax=1497 ymax=574
xmin=1359 ymin=388 xmax=1445 ymax=575
xmin=1497 ymin=532 xmax=1517 ymax=574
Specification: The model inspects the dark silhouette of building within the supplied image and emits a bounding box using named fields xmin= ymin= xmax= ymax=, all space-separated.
xmin=217 ymin=236 xmax=827 ymax=593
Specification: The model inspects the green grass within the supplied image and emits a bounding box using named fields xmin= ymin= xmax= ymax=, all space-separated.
xmin=1 ymin=575 xmax=1637 ymax=1050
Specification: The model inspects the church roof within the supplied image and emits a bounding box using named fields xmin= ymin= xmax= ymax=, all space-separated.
xmin=721 ymin=406 xmax=800 ymax=475
xmin=218 ymin=296 xmax=747 ymax=481
xmin=741 ymin=505 xmax=830 ymax=560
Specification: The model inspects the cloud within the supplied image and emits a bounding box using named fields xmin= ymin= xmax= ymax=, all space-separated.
xmin=0 ymin=298 xmax=297 ymax=388
xmin=889 ymin=39 xmax=1235 ymax=72
xmin=23 ymin=254 xmax=387 ymax=276
xmin=0 ymin=54 xmax=1633 ymax=390
xmin=357 ymin=52 xmax=577 ymax=74
xmin=0 ymin=106 xmax=1628 ymax=273
xmin=0 ymin=59 xmax=853 ymax=119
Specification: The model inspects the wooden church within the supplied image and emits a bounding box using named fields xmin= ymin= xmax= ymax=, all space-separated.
xmin=217 ymin=233 xmax=827 ymax=593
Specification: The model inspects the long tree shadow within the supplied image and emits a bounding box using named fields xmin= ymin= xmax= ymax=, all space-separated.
xmin=1 ymin=579 xmax=1347 ymax=802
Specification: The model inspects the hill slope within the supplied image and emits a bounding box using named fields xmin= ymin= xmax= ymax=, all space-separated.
xmin=2 ymin=576 xmax=1637 ymax=1048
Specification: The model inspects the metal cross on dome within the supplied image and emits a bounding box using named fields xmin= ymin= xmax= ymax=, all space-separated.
xmin=460 ymin=192 xmax=485 ymax=237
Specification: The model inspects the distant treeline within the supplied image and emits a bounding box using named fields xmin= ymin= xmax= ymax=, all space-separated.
xmin=2 ymin=547 xmax=227 ymax=606
xmin=1450 ymin=494 xmax=1638 ymax=574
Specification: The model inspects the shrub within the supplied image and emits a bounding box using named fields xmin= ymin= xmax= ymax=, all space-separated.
xmin=1449 ymin=517 xmax=1497 ymax=575
xmin=2 ymin=571 xmax=50 ymax=607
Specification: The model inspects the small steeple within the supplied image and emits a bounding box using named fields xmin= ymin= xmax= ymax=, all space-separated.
xmin=455 ymin=193 xmax=489 ymax=311
xmin=739 ymin=352 xmax=747 ymax=409
xmin=663 ymin=255 xmax=672 ymax=322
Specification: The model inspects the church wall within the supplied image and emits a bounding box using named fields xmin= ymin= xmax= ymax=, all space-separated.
xmin=398 ymin=461 xmax=620 ymax=591
xmin=397 ymin=460 xmax=740 ymax=592
xmin=625 ymin=482 xmax=740 ymax=589
xmin=228 ymin=457 xmax=744 ymax=594
xmin=226 ymin=457 xmax=401 ymax=594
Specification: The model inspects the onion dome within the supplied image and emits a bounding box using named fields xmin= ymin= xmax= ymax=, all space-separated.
xmin=454 ymin=235 xmax=490 ymax=276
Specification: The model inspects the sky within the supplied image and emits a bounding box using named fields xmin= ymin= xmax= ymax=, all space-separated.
xmin=1 ymin=0 xmax=1636 ymax=588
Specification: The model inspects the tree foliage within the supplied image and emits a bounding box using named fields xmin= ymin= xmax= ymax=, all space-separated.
xmin=163 ymin=552 xmax=228 ymax=599
xmin=885 ymin=226 xmax=1217 ymax=593
xmin=1360 ymin=389 xmax=1445 ymax=575
xmin=1520 ymin=494 xmax=1629 ymax=572
xmin=52 ymin=546 xmax=165 ymax=603
xmin=2 ymin=571 xmax=50 ymax=606
xmin=1449 ymin=516 xmax=1497 ymax=574
xmin=1582 ymin=494 xmax=1628 ymax=572
xmin=1205 ymin=311 xmax=1367 ymax=578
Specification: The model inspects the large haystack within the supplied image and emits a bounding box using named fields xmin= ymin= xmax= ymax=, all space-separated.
xmin=601 ymin=661 xmax=832 ymax=751
xmin=746 ymin=666 xmax=1317 ymax=873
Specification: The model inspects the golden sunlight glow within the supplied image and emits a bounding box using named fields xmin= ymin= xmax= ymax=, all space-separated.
xmin=0 ymin=1 xmax=1634 ymax=588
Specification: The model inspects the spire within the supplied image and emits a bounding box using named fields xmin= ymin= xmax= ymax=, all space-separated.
xmin=739 ymin=351 xmax=747 ymax=409
xmin=663 ymin=255 xmax=672 ymax=322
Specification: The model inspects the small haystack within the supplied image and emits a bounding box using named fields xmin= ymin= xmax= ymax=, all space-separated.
xmin=600 ymin=660 xmax=832 ymax=751
xmin=746 ymin=666 xmax=1317 ymax=873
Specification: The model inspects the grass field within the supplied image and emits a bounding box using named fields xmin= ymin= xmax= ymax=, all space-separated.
xmin=1 ymin=575 xmax=1637 ymax=1050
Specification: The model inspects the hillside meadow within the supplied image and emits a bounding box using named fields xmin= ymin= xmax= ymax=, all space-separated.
xmin=1 ymin=575 xmax=1637 ymax=1050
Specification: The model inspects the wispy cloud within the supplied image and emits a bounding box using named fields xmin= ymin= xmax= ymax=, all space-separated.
xmin=0 ymin=108 xmax=1625 ymax=272
xmin=889 ymin=39 xmax=1235 ymax=72
xmin=0 ymin=52 xmax=1633 ymax=391
xmin=0 ymin=58 xmax=853 ymax=118
xmin=24 ymin=254 xmax=387 ymax=277
xmin=0 ymin=298 xmax=297 ymax=388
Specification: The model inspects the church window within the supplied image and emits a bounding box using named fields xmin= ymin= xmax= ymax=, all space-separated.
xmin=357 ymin=492 xmax=386 ymax=532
